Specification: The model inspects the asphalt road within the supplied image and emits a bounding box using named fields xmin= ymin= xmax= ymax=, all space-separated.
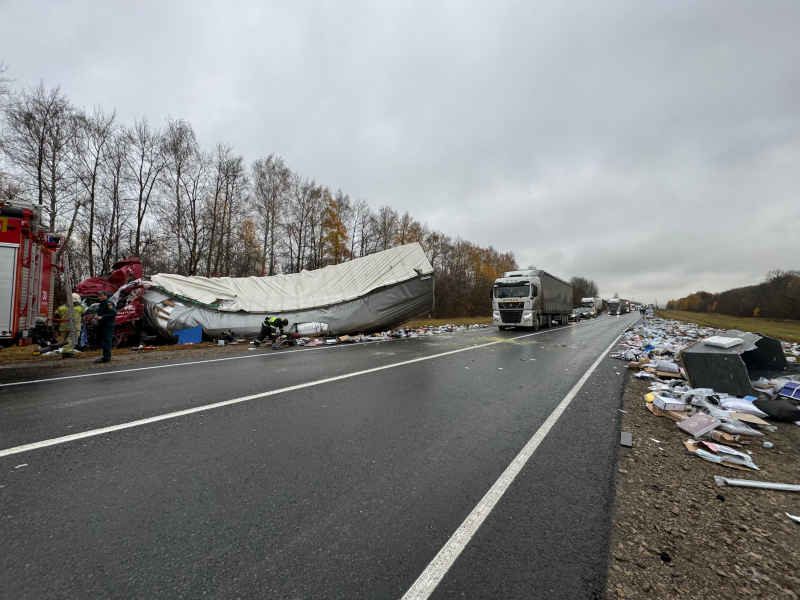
xmin=0 ymin=313 xmax=640 ymax=599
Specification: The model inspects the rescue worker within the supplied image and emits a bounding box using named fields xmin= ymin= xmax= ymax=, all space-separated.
xmin=253 ymin=317 xmax=288 ymax=346
xmin=94 ymin=290 xmax=117 ymax=363
xmin=55 ymin=293 xmax=85 ymax=343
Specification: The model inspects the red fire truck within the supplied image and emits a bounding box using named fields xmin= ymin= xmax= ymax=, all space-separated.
xmin=0 ymin=199 xmax=60 ymax=346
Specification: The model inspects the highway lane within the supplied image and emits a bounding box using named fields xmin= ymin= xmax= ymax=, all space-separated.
xmin=0 ymin=313 xmax=639 ymax=599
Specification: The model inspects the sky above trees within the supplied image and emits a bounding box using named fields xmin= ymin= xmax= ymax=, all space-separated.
xmin=1 ymin=0 xmax=798 ymax=303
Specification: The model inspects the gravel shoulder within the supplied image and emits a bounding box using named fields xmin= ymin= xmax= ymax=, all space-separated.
xmin=606 ymin=374 xmax=800 ymax=599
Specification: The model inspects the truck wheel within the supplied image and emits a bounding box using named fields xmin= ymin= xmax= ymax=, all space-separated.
xmin=545 ymin=316 xmax=552 ymax=328
xmin=498 ymin=326 xmax=506 ymax=331
xmin=533 ymin=317 xmax=540 ymax=332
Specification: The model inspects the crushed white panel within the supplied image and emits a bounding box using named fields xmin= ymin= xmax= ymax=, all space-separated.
xmin=149 ymin=243 xmax=434 ymax=313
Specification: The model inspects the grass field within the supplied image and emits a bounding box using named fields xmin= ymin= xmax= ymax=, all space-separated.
xmin=655 ymin=309 xmax=800 ymax=344
xmin=401 ymin=316 xmax=492 ymax=328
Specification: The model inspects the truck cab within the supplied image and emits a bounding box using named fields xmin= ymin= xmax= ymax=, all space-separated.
xmin=491 ymin=269 xmax=572 ymax=330
xmin=491 ymin=273 xmax=539 ymax=329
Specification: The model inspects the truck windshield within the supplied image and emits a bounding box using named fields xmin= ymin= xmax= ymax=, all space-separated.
xmin=580 ymin=301 xmax=593 ymax=308
xmin=493 ymin=285 xmax=530 ymax=298
xmin=609 ymin=301 xmax=619 ymax=306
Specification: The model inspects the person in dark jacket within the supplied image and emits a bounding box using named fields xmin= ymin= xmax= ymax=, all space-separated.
xmin=253 ymin=317 xmax=288 ymax=346
xmin=94 ymin=291 xmax=118 ymax=363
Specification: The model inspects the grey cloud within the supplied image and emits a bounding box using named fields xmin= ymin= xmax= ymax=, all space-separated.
xmin=2 ymin=0 xmax=798 ymax=302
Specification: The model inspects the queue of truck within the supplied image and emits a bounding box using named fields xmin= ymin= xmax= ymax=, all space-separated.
xmin=491 ymin=270 xmax=636 ymax=330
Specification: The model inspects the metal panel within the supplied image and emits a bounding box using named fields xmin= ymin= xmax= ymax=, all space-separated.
xmin=0 ymin=244 xmax=18 ymax=336
xmin=18 ymin=238 xmax=30 ymax=330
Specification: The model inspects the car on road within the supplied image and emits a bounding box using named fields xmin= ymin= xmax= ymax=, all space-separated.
xmin=578 ymin=307 xmax=597 ymax=319
xmin=568 ymin=308 xmax=582 ymax=322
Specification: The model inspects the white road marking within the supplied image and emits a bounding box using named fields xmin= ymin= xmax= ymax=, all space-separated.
xmin=0 ymin=319 xmax=621 ymax=459
xmin=0 ymin=343 xmax=352 ymax=388
xmin=0 ymin=316 xmax=615 ymax=389
xmin=400 ymin=331 xmax=625 ymax=600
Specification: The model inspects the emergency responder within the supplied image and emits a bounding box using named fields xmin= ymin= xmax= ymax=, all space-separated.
xmin=55 ymin=293 xmax=85 ymax=342
xmin=253 ymin=317 xmax=288 ymax=346
xmin=94 ymin=290 xmax=117 ymax=363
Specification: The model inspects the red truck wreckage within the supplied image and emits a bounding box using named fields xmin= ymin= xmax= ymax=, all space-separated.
xmin=0 ymin=197 xmax=147 ymax=349
xmin=2 ymin=203 xmax=435 ymax=351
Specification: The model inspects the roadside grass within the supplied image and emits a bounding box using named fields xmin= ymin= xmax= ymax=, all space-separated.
xmin=0 ymin=341 xmax=221 ymax=364
xmin=401 ymin=316 xmax=492 ymax=328
xmin=655 ymin=309 xmax=800 ymax=344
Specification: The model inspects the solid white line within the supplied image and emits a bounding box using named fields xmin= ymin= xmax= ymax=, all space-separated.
xmin=400 ymin=330 xmax=626 ymax=600
xmin=0 ymin=316 xmax=632 ymax=459
xmin=0 ymin=315 xmax=613 ymax=388
xmin=0 ymin=343 xmax=349 ymax=388
xmin=0 ymin=324 xmax=594 ymax=458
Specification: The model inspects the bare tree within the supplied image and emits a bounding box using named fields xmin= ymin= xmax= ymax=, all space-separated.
xmin=160 ymin=119 xmax=197 ymax=274
xmin=123 ymin=117 xmax=166 ymax=256
xmin=73 ymin=107 xmax=116 ymax=275
xmin=2 ymin=82 xmax=74 ymax=226
xmin=0 ymin=62 xmax=13 ymax=110
xmin=252 ymin=154 xmax=290 ymax=275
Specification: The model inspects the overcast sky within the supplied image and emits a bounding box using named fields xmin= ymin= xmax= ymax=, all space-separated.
xmin=2 ymin=0 xmax=798 ymax=303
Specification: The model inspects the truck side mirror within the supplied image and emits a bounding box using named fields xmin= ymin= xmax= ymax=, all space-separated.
xmin=532 ymin=286 xmax=538 ymax=297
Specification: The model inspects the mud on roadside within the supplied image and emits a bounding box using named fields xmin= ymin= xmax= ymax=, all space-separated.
xmin=606 ymin=374 xmax=800 ymax=599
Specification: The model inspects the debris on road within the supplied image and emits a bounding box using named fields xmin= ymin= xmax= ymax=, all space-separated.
xmin=607 ymin=315 xmax=800 ymax=599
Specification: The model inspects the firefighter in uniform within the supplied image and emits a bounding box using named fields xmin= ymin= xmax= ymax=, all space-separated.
xmin=94 ymin=291 xmax=118 ymax=363
xmin=55 ymin=293 xmax=85 ymax=342
xmin=253 ymin=317 xmax=288 ymax=346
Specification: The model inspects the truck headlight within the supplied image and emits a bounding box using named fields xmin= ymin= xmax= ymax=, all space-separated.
xmin=493 ymin=311 xmax=500 ymax=321
xmin=522 ymin=311 xmax=533 ymax=321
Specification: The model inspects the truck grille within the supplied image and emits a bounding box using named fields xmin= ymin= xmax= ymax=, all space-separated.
xmin=499 ymin=302 xmax=524 ymax=309
xmin=500 ymin=310 xmax=523 ymax=323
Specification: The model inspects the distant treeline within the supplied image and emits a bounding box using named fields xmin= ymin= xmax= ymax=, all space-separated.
xmin=0 ymin=72 xmax=602 ymax=318
xmin=666 ymin=270 xmax=800 ymax=320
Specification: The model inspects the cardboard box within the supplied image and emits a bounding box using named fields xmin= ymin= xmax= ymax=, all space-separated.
xmin=728 ymin=412 xmax=769 ymax=426
xmin=653 ymin=396 xmax=689 ymax=412
xmin=647 ymin=403 xmax=691 ymax=422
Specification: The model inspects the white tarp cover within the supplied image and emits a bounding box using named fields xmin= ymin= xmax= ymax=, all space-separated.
xmin=149 ymin=243 xmax=434 ymax=313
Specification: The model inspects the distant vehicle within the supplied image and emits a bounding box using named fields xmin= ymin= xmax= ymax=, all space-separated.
xmin=568 ymin=308 xmax=582 ymax=322
xmin=621 ymin=299 xmax=631 ymax=314
xmin=491 ymin=269 xmax=573 ymax=330
xmin=608 ymin=298 xmax=621 ymax=315
xmin=580 ymin=297 xmax=603 ymax=315
xmin=579 ymin=307 xmax=597 ymax=319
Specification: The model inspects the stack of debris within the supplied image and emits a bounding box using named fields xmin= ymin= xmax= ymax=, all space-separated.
xmin=617 ymin=317 xmax=800 ymax=471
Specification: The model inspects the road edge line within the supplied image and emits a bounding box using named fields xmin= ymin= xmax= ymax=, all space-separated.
xmin=400 ymin=328 xmax=626 ymax=600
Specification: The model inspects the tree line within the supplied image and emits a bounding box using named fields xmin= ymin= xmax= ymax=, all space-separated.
xmin=0 ymin=70 xmax=605 ymax=317
xmin=0 ymin=75 xmax=524 ymax=317
xmin=666 ymin=270 xmax=800 ymax=320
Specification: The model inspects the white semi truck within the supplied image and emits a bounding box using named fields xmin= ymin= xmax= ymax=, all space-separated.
xmin=580 ymin=297 xmax=603 ymax=316
xmin=608 ymin=298 xmax=631 ymax=315
xmin=491 ymin=270 xmax=573 ymax=331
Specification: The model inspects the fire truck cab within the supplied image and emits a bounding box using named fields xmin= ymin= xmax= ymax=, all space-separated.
xmin=0 ymin=200 xmax=60 ymax=346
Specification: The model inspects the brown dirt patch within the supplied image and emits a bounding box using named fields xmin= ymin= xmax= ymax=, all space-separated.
xmin=607 ymin=375 xmax=800 ymax=599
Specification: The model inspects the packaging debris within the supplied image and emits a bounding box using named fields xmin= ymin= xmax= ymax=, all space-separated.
xmin=614 ymin=314 xmax=800 ymax=483
xmin=684 ymin=440 xmax=760 ymax=470
xmin=714 ymin=476 xmax=800 ymax=493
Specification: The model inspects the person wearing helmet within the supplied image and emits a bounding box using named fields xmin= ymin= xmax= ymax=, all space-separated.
xmin=253 ymin=317 xmax=289 ymax=346
xmin=55 ymin=293 xmax=85 ymax=342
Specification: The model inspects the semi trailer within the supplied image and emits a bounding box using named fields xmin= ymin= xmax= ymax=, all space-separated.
xmin=608 ymin=298 xmax=622 ymax=315
xmin=491 ymin=269 xmax=572 ymax=331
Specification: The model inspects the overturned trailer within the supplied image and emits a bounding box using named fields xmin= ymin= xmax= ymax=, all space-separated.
xmin=143 ymin=243 xmax=435 ymax=339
